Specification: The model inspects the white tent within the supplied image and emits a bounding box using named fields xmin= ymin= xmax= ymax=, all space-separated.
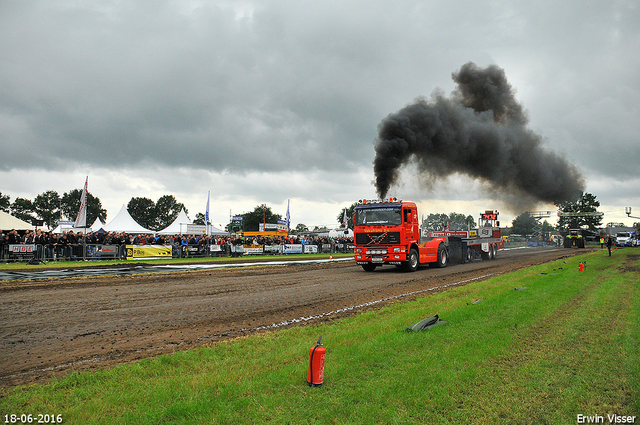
xmin=329 ymin=227 xmax=354 ymax=238
xmin=0 ymin=211 xmax=34 ymax=231
xmin=52 ymin=217 xmax=106 ymax=234
xmin=101 ymin=204 xmax=154 ymax=234
xmin=157 ymin=209 xmax=192 ymax=235
xmin=89 ymin=217 xmax=105 ymax=231
xmin=209 ymin=225 xmax=228 ymax=236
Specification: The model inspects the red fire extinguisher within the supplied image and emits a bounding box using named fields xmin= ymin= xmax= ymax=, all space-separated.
xmin=307 ymin=336 xmax=325 ymax=387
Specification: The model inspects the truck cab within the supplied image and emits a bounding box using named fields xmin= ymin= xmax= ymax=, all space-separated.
xmin=353 ymin=199 xmax=447 ymax=272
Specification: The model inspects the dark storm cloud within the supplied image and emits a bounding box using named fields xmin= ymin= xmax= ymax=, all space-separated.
xmin=0 ymin=0 xmax=638 ymax=216
xmin=374 ymin=63 xmax=586 ymax=207
xmin=0 ymin=1 xmax=395 ymax=173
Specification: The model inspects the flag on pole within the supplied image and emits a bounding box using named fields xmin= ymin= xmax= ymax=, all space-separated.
xmin=205 ymin=191 xmax=210 ymax=224
xmin=285 ymin=199 xmax=290 ymax=229
xmin=343 ymin=209 xmax=348 ymax=228
xmin=74 ymin=176 xmax=88 ymax=228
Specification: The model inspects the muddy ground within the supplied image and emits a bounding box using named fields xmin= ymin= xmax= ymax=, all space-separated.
xmin=0 ymin=247 xmax=591 ymax=388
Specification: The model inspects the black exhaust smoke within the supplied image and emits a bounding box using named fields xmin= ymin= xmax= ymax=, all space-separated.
xmin=374 ymin=62 xmax=585 ymax=209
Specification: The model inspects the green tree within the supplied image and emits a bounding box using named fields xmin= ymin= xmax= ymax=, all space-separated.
xmin=556 ymin=192 xmax=602 ymax=233
xmin=422 ymin=212 xmax=476 ymax=231
xmin=155 ymin=195 xmax=186 ymax=230
xmin=128 ymin=197 xmax=157 ymax=230
xmin=235 ymin=205 xmax=282 ymax=232
xmin=127 ymin=196 xmax=187 ymax=231
xmin=0 ymin=192 xmax=10 ymax=213
xmin=10 ymin=197 xmax=36 ymax=224
xmin=193 ymin=213 xmax=206 ymax=225
xmin=33 ymin=190 xmax=62 ymax=228
xmin=336 ymin=203 xmax=359 ymax=230
xmin=511 ymin=212 xmax=537 ymax=236
xmin=541 ymin=220 xmax=555 ymax=235
xmin=60 ymin=189 xmax=107 ymax=225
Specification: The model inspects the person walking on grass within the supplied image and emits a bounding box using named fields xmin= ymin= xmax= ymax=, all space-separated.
xmin=606 ymin=235 xmax=613 ymax=257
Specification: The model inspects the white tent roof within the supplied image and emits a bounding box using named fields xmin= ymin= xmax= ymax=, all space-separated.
xmin=51 ymin=217 xmax=105 ymax=234
xmin=0 ymin=211 xmax=34 ymax=231
xmin=209 ymin=225 xmax=227 ymax=236
xmin=89 ymin=217 xmax=105 ymax=230
xmin=157 ymin=209 xmax=191 ymax=235
xmin=101 ymin=204 xmax=154 ymax=234
xmin=329 ymin=227 xmax=354 ymax=238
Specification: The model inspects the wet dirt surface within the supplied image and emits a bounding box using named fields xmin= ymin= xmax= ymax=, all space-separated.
xmin=0 ymin=247 xmax=590 ymax=389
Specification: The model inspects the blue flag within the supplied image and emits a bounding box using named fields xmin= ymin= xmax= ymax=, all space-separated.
xmin=286 ymin=199 xmax=290 ymax=228
xmin=205 ymin=191 xmax=210 ymax=224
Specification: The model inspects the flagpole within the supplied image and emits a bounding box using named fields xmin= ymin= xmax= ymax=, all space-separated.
xmin=205 ymin=191 xmax=210 ymax=236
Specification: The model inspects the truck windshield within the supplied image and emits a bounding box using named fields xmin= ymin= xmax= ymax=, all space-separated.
xmin=617 ymin=233 xmax=630 ymax=238
xmin=355 ymin=207 xmax=402 ymax=226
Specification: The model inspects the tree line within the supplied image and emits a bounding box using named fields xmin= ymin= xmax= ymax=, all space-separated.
xmin=2 ymin=189 xmax=622 ymax=236
xmin=0 ymin=190 xmax=187 ymax=232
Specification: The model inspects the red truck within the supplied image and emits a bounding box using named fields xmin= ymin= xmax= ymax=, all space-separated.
xmin=353 ymin=198 xmax=503 ymax=272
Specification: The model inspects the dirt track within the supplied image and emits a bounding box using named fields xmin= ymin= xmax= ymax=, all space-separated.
xmin=0 ymin=247 xmax=589 ymax=388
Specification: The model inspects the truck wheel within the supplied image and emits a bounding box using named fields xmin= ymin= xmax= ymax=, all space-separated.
xmin=431 ymin=244 xmax=448 ymax=268
xmin=404 ymin=248 xmax=419 ymax=272
xmin=361 ymin=263 xmax=377 ymax=272
xmin=491 ymin=244 xmax=497 ymax=259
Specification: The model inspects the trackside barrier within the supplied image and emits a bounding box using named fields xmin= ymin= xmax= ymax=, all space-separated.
xmin=0 ymin=242 xmax=354 ymax=263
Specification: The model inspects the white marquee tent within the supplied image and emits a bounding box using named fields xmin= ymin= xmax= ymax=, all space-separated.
xmin=52 ymin=217 xmax=106 ymax=234
xmin=0 ymin=211 xmax=34 ymax=231
xmin=157 ymin=209 xmax=191 ymax=235
xmin=89 ymin=217 xmax=105 ymax=230
xmin=328 ymin=227 xmax=354 ymax=238
xmin=101 ymin=205 xmax=154 ymax=234
xmin=157 ymin=209 xmax=228 ymax=236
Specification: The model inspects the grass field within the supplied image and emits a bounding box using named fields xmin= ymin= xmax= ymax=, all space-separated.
xmin=1 ymin=250 xmax=638 ymax=424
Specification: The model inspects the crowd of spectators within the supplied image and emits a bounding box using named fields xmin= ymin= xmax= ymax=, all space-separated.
xmin=0 ymin=228 xmax=354 ymax=262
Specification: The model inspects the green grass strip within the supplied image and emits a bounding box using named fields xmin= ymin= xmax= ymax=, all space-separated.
xmin=1 ymin=250 xmax=638 ymax=424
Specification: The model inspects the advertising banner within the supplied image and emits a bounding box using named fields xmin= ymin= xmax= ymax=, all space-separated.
xmin=283 ymin=244 xmax=303 ymax=254
xmin=304 ymin=244 xmax=318 ymax=254
xmin=243 ymin=246 xmax=264 ymax=255
xmin=9 ymin=245 xmax=35 ymax=258
xmin=99 ymin=245 xmax=119 ymax=258
xmin=125 ymin=245 xmax=172 ymax=260
xmin=264 ymin=245 xmax=283 ymax=254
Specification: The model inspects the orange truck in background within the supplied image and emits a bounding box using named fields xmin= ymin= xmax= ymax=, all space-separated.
xmin=353 ymin=198 xmax=503 ymax=272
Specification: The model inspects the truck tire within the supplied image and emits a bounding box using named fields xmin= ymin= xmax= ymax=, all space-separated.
xmin=361 ymin=263 xmax=377 ymax=272
xmin=430 ymin=244 xmax=448 ymax=268
xmin=491 ymin=244 xmax=497 ymax=259
xmin=404 ymin=248 xmax=419 ymax=272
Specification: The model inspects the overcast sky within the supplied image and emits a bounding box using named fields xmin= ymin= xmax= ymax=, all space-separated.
xmin=1 ymin=0 xmax=639 ymax=229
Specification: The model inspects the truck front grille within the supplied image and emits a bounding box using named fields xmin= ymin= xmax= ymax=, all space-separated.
xmin=356 ymin=232 xmax=401 ymax=245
